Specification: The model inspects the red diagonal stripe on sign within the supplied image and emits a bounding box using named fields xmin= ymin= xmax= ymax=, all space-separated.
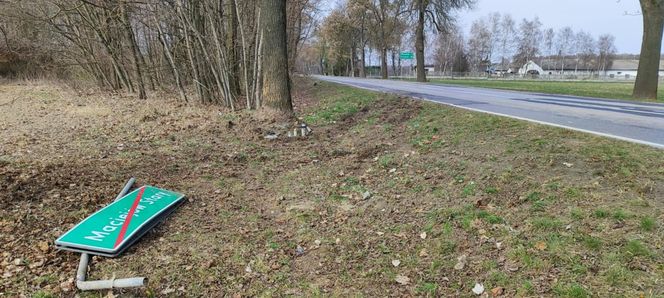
xmin=114 ymin=187 xmax=146 ymax=249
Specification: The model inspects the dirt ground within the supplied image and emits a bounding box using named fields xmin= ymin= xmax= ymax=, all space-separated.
xmin=1 ymin=78 xmax=663 ymax=297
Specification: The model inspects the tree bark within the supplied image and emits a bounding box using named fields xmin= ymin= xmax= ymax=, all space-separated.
xmin=415 ymin=0 xmax=427 ymax=82
xmin=380 ymin=47 xmax=388 ymax=79
xmin=121 ymin=3 xmax=147 ymax=99
xmin=633 ymin=0 xmax=664 ymax=100
xmin=359 ymin=14 xmax=367 ymax=78
xmin=260 ymin=0 xmax=293 ymax=114
xmin=360 ymin=46 xmax=366 ymax=78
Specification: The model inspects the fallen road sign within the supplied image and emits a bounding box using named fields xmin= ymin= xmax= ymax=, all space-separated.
xmin=55 ymin=186 xmax=184 ymax=257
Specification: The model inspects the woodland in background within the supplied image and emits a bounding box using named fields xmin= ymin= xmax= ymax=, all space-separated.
xmin=306 ymin=0 xmax=662 ymax=100
xmin=312 ymin=7 xmax=620 ymax=78
xmin=0 ymin=0 xmax=662 ymax=101
xmin=0 ymin=0 xmax=320 ymax=110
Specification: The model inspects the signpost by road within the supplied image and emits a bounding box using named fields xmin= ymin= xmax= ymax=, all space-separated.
xmin=399 ymin=52 xmax=415 ymax=78
xmin=56 ymin=186 xmax=184 ymax=257
xmin=399 ymin=51 xmax=414 ymax=60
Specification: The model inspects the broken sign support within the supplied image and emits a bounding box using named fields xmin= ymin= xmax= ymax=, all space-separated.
xmin=76 ymin=177 xmax=146 ymax=291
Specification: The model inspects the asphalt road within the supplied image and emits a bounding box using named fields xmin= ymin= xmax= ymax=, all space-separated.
xmin=314 ymin=75 xmax=664 ymax=149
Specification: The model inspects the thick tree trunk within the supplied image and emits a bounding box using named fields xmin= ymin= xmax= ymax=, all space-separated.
xmin=633 ymin=0 xmax=664 ymax=100
xmin=260 ymin=0 xmax=293 ymax=114
xmin=380 ymin=47 xmax=388 ymax=79
xmin=415 ymin=0 xmax=427 ymax=82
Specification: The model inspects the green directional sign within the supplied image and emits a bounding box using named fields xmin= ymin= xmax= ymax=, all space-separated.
xmin=56 ymin=186 xmax=184 ymax=255
xmin=400 ymin=51 xmax=414 ymax=60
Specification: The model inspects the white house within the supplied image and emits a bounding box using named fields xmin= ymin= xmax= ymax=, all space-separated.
xmin=518 ymin=61 xmax=544 ymax=75
xmin=603 ymin=59 xmax=664 ymax=78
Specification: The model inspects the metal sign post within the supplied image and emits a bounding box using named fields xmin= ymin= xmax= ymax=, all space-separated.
xmin=399 ymin=52 xmax=414 ymax=79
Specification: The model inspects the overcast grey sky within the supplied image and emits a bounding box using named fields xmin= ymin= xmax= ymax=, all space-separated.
xmin=460 ymin=0 xmax=644 ymax=53
xmin=321 ymin=0 xmax=647 ymax=54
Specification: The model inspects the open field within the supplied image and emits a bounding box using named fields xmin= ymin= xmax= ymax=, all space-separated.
xmin=1 ymin=78 xmax=663 ymax=297
xmin=400 ymin=78 xmax=664 ymax=102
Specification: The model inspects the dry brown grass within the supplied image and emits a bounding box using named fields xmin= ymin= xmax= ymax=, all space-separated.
xmin=1 ymin=78 xmax=662 ymax=297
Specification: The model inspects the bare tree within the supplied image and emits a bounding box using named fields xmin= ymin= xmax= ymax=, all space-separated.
xmin=556 ymin=26 xmax=574 ymax=74
xmin=597 ymin=34 xmax=616 ymax=73
xmin=412 ymin=0 xmax=474 ymax=82
xmin=498 ymin=14 xmax=516 ymax=70
xmin=366 ymin=0 xmax=407 ymax=79
xmin=575 ymin=30 xmax=596 ymax=72
xmin=434 ymin=25 xmax=467 ymax=74
xmin=513 ymin=17 xmax=542 ymax=66
xmin=467 ymin=19 xmax=491 ymax=73
xmin=543 ymin=28 xmax=555 ymax=56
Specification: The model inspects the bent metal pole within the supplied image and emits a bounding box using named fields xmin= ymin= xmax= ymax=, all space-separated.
xmin=76 ymin=177 xmax=146 ymax=291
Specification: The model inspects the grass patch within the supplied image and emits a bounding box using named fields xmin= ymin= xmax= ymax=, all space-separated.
xmin=640 ymin=216 xmax=656 ymax=232
xmin=593 ymin=209 xmax=609 ymax=219
xmin=418 ymin=78 xmax=664 ymax=102
xmin=554 ymin=283 xmax=591 ymax=298
xmin=582 ymin=235 xmax=603 ymax=250
xmin=623 ymin=240 xmax=651 ymax=258
xmin=532 ymin=217 xmax=563 ymax=231
xmin=304 ymin=83 xmax=378 ymax=125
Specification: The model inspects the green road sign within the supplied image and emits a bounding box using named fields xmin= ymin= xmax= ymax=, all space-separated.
xmin=56 ymin=186 xmax=184 ymax=255
xmin=399 ymin=52 xmax=414 ymax=60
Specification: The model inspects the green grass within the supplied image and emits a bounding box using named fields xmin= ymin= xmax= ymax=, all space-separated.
xmin=304 ymin=78 xmax=664 ymax=298
xmin=624 ymin=240 xmax=651 ymax=258
xmin=554 ymin=283 xmax=591 ymax=298
xmin=414 ymin=78 xmax=664 ymax=102
xmin=640 ymin=217 xmax=656 ymax=232
xmin=304 ymin=85 xmax=378 ymax=125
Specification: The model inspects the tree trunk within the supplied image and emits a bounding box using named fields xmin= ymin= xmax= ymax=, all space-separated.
xmin=359 ymin=15 xmax=367 ymax=78
xmin=633 ymin=0 xmax=664 ymax=100
xmin=260 ymin=0 xmax=293 ymax=115
xmin=360 ymin=45 xmax=366 ymax=78
xmin=228 ymin=0 xmax=241 ymax=95
xmin=391 ymin=50 xmax=397 ymax=77
xmin=415 ymin=0 xmax=427 ymax=82
xmin=121 ymin=3 xmax=147 ymax=99
xmin=380 ymin=47 xmax=388 ymax=79
xmin=350 ymin=47 xmax=356 ymax=77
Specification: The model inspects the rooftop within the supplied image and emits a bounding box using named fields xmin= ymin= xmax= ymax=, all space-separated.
xmin=610 ymin=59 xmax=664 ymax=70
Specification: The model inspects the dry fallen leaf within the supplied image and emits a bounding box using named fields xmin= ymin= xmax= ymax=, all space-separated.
xmin=37 ymin=241 xmax=49 ymax=253
xmin=395 ymin=275 xmax=410 ymax=285
xmin=454 ymin=254 xmax=467 ymax=270
xmin=419 ymin=249 xmax=428 ymax=257
xmin=535 ymin=241 xmax=547 ymax=251
xmin=491 ymin=287 xmax=505 ymax=297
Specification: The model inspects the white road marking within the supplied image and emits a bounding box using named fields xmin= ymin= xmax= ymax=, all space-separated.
xmin=316 ymin=76 xmax=664 ymax=149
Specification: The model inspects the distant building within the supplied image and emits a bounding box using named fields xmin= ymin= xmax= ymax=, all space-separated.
xmin=602 ymin=59 xmax=664 ymax=78
xmin=518 ymin=61 xmax=544 ymax=75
